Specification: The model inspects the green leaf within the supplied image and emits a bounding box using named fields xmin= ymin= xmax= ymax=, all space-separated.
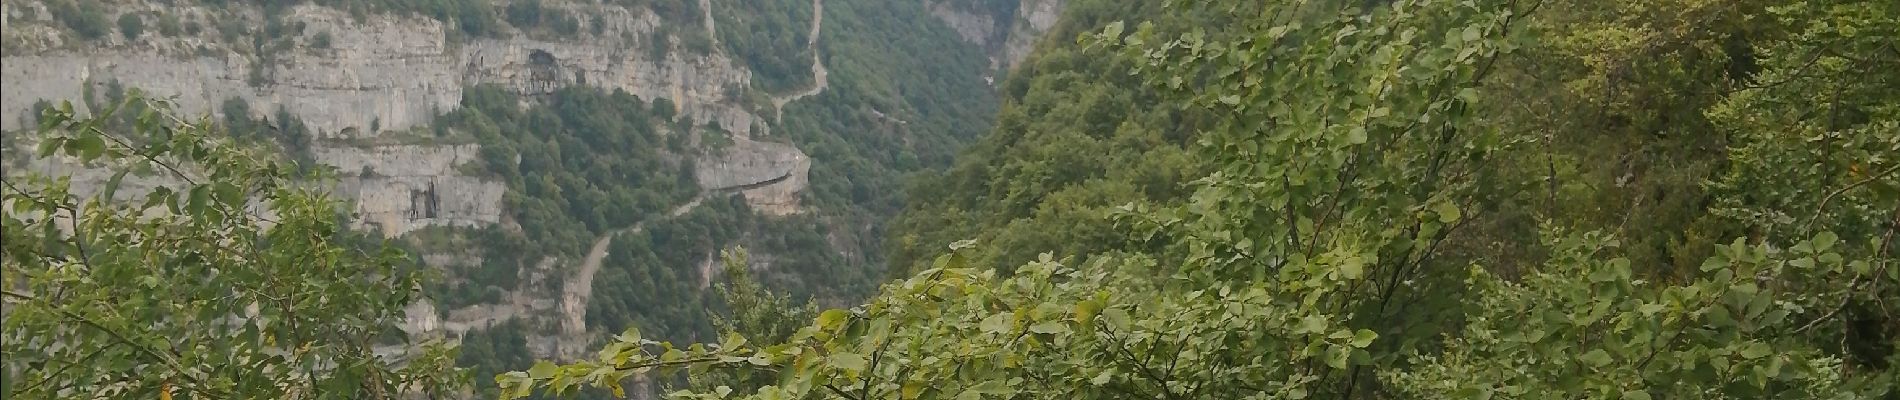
xmin=73 ymin=135 xmax=105 ymax=161
xmin=817 ymin=309 xmax=850 ymax=330
xmin=1457 ymin=88 xmax=1481 ymax=104
xmin=1350 ymin=329 xmax=1378 ymax=348
xmin=1789 ymin=257 xmax=1815 ymax=269
xmin=1580 ymin=349 xmax=1613 ymax=367
xmin=980 ymin=312 xmax=1013 ymax=334
xmin=829 ymin=352 xmax=867 ymax=371
xmin=902 ymin=381 xmax=926 ymax=399
xmin=721 ymin=332 xmax=747 ymax=349
xmin=1434 ymin=202 xmax=1462 ymax=223
xmin=1622 ymin=390 xmax=1652 ymax=400
xmin=1102 ymin=21 xmax=1124 ymax=40
xmin=1325 ymin=346 xmax=1351 ymax=369
xmin=528 ymin=360 xmax=558 ymax=379
xmin=1073 ymin=297 xmax=1105 ymax=325
xmin=37 ymin=137 xmax=66 ymax=157
xmin=1102 ymin=307 xmax=1131 ymax=330
xmin=1461 ymin=26 xmax=1482 ymax=42
xmin=1028 ymin=321 xmax=1068 ymax=334
xmin=1738 ymin=342 xmax=1771 ymax=359
xmin=1812 ymin=231 xmax=1837 ymax=252
xmin=1338 ymin=257 xmax=1365 ymax=279
xmin=213 ymin=181 xmax=244 ymax=206
xmin=967 ymin=380 xmax=1010 ymax=395
xmin=102 ymin=169 xmax=129 ymax=201
xmin=616 ymin=327 xmax=642 ymax=344
xmin=1296 ymin=315 xmax=1327 ymax=334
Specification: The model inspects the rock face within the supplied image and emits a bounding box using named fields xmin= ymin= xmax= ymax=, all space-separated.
xmin=922 ymin=0 xmax=1068 ymax=71
xmin=1000 ymin=0 xmax=1067 ymax=70
xmin=317 ymin=144 xmax=505 ymax=237
xmin=695 ymin=138 xmax=809 ymax=215
xmin=0 ymin=1 xmax=761 ymax=138
xmin=0 ymin=0 xmax=798 ymax=235
xmin=926 ymin=1 xmax=998 ymax=45
xmin=3 ymin=0 xmax=818 ymax=370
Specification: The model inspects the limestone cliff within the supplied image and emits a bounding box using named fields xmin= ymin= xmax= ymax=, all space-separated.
xmin=922 ymin=0 xmax=1067 ymax=72
xmin=999 ymin=0 xmax=1065 ymax=71
xmin=318 ymin=144 xmax=506 ymax=237
xmin=1 ymin=1 xmax=760 ymax=137
xmin=695 ymin=137 xmax=810 ymax=215
xmin=1 ymin=0 xmax=817 ymax=229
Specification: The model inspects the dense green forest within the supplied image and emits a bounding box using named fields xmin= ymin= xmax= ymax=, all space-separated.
xmin=711 ymin=0 xmax=816 ymax=93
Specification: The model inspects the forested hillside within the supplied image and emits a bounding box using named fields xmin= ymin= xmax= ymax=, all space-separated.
xmin=519 ymin=0 xmax=1900 ymax=398
xmin=2 ymin=0 xmax=1001 ymax=397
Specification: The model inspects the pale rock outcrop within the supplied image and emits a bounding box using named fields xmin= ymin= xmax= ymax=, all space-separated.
xmin=922 ymin=0 xmax=1067 ymax=71
xmin=999 ymin=0 xmax=1066 ymax=70
xmin=403 ymin=300 xmax=442 ymax=338
xmin=926 ymin=1 xmax=999 ymax=46
xmin=2 ymin=1 xmax=762 ymax=138
xmin=317 ymin=144 xmax=505 ymax=237
xmin=695 ymin=138 xmax=809 ymax=214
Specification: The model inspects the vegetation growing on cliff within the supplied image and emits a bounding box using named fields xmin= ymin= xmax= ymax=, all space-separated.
xmin=2 ymin=95 xmax=466 ymax=399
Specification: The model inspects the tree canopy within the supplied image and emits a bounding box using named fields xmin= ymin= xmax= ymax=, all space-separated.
xmin=2 ymin=94 xmax=464 ymax=399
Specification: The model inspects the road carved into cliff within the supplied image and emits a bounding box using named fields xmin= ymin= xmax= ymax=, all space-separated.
xmin=560 ymin=195 xmax=711 ymax=335
xmin=770 ymin=0 xmax=829 ymax=122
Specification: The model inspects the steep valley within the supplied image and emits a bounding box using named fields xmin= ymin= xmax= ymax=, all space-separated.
xmin=1 ymin=0 xmax=1063 ymax=397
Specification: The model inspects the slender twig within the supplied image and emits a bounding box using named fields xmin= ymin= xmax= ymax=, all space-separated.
xmin=1793 ymin=210 xmax=1900 ymax=335
xmin=1803 ymin=164 xmax=1900 ymax=234
xmin=10 ymin=342 xmax=117 ymax=396
xmin=0 ymin=290 xmax=217 ymax=397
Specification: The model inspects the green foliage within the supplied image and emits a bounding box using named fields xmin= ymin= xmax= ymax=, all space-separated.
xmin=772 ymin=0 xmax=999 ymax=215
xmin=889 ymin=0 xmax=1218 ymax=275
xmin=47 ymin=0 xmax=110 ymax=40
xmin=194 ymin=0 xmax=505 ymax=37
xmin=217 ymin=97 xmax=315 ymax=170
xmin=311 ymin=30 xmax=334 ymax=48
xmin=712 ymin=0 xmax=816 ymax=93
xmin=686 ymin=248 xmax=822 ymax=394
xmin=458 ymin=320 xmax=538 ymax=399
xmin=156 ymin=12 xmax=183 ymax=37
xmin=117 ymin=13 xmax=144 ymax=40
xmin=504 ymin=0 xmax=582 ymax=38
xmin=440 ymin=85 xmax=697 ymax=250
xmin=2 ymin=93 xmax=465 ymax=399
xmin=512 ymin=0 xmax=1899 ymax=398
xmin=412 ymin=85 xmax=699 ymax=313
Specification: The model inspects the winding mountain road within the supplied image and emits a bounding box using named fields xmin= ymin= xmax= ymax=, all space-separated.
xmin=770 ymin=0 xmax=829 ymax=121
xmin=560 ymin=195 xmax=711 ymax=334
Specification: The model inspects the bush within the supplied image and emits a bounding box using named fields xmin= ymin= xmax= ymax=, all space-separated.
xmin=117 ymin=13 xmax=144 ymax=40
xmin=310 ymin=31 xmax=333 ymax=48
xmin=156 ymin=13 xmax=181 ymax=37
xmin=50 ymin=0 xmax=111 ymax=40
xmin=550 ymin=11 xmax=580 ymax=37
xmin=503 ymin=0 xmax=543 ymax=28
